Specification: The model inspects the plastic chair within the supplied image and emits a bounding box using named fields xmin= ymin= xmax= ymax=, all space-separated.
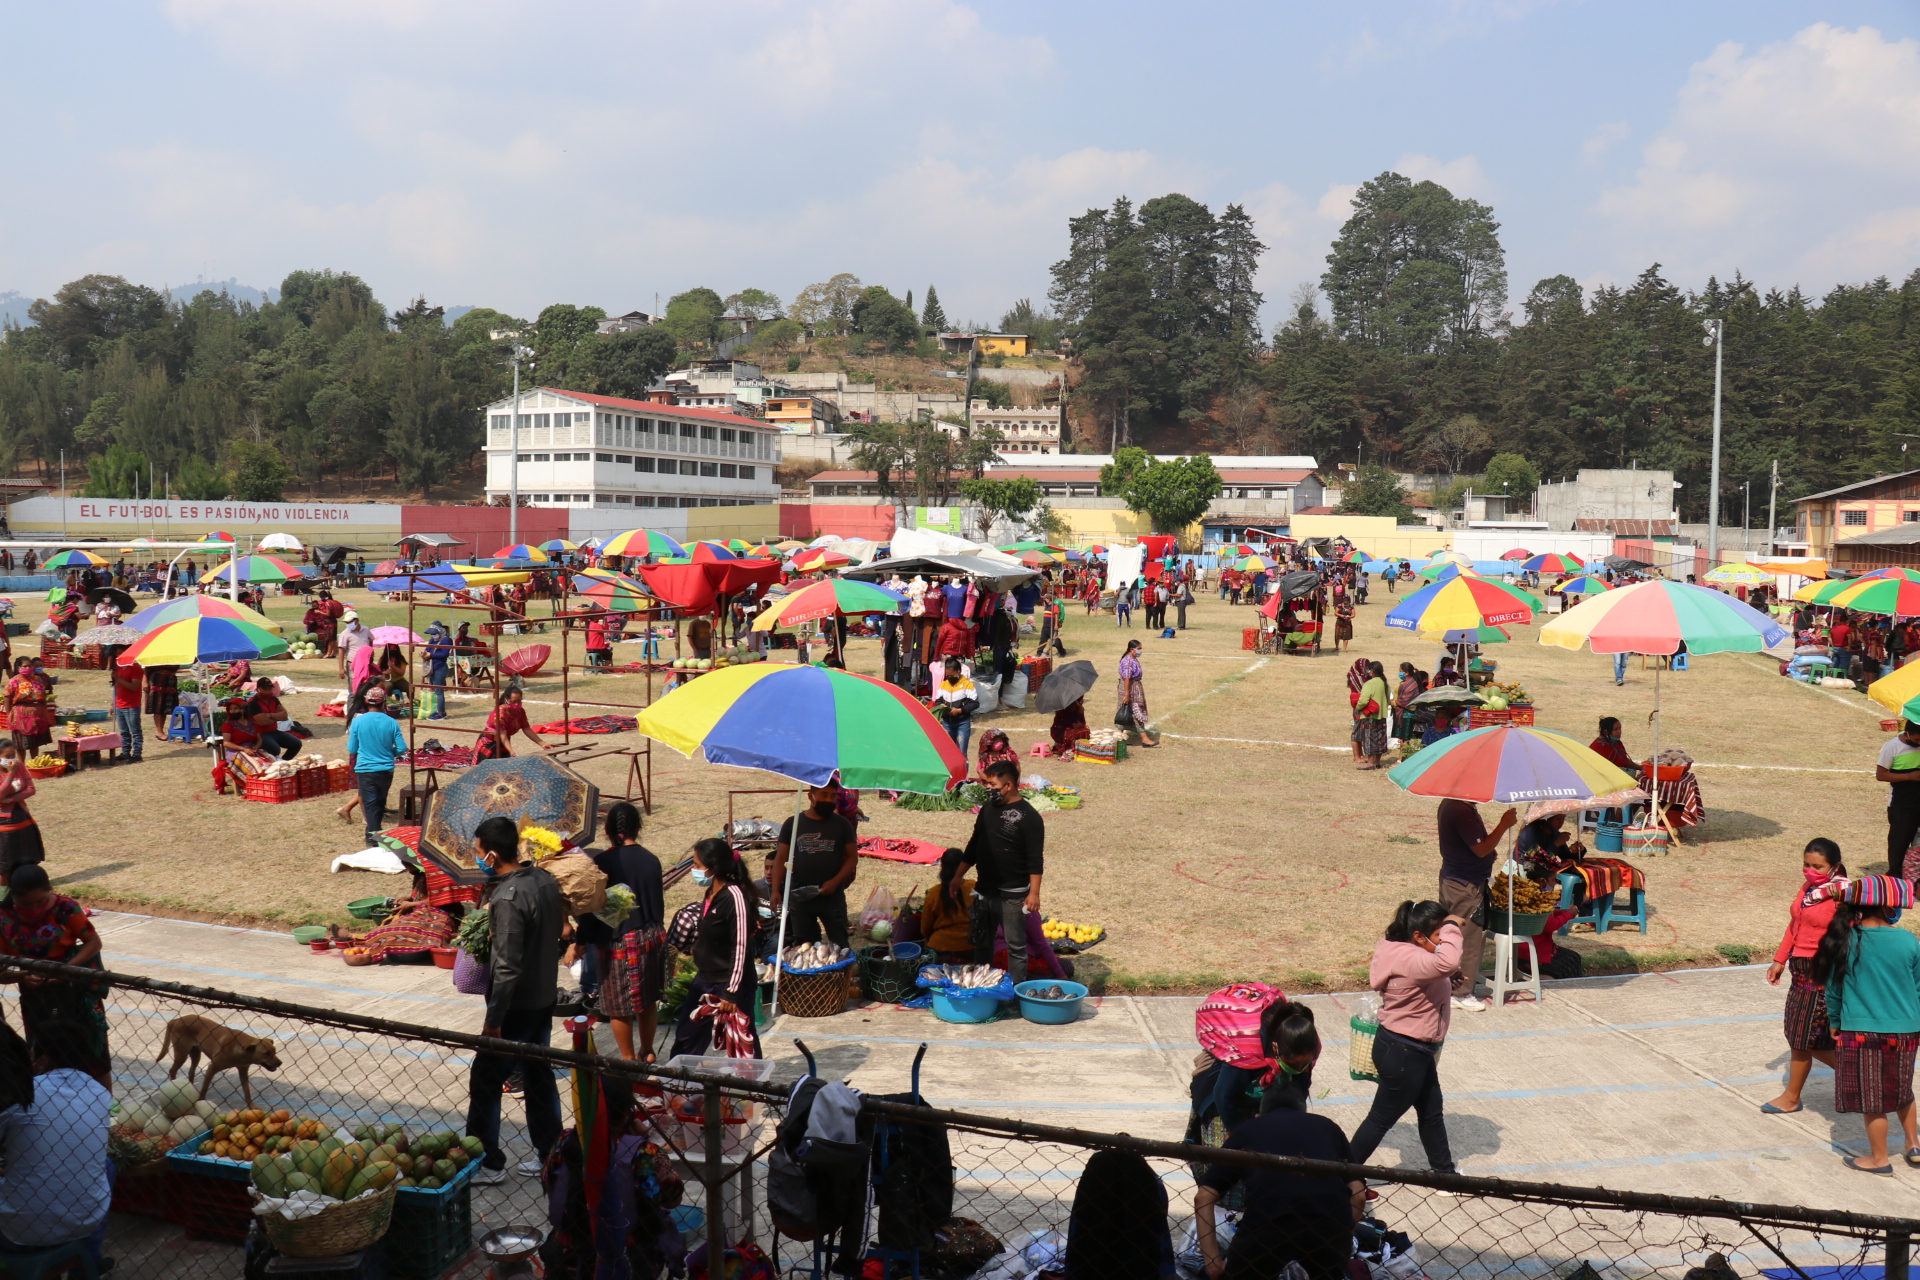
xmin=165 ymin=704 xmax=204 ymax=743
xmin=1596 ymin=886 xmax=1649 ymax=934
xmin=0 ymin=1239 xmax=100 ymax=1280
xmin=1554 ymin=873 xmax=1606 ymax=936
xmin=1488 ymin=931 xmax=1542 ymax=1007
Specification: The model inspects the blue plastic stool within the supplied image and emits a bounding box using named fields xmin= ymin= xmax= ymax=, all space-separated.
xmin=165 ymin=705 xmax=204 ymax=743
xmin=0 ymin=1239 xmax=100 ymax=1280
xmin=1596 ymin=887 xmax=1649 ymax=934
xmin=1554 ymin=873 xmax=1606 ymax=936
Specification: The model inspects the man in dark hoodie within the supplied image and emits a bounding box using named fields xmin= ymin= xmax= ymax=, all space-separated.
xmin=466 ymin=816 xmax=565 ymax=1184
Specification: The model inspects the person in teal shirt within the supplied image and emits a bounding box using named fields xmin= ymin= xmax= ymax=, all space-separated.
xmin=1814 ymin=874 xmax=1920 ymax=1174
xmin=345 ymin=686 xmax=408 ymax=847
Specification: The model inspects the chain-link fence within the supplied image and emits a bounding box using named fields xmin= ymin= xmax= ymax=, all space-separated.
xmin=3 ymin=954 xmax=1915 ymax=1279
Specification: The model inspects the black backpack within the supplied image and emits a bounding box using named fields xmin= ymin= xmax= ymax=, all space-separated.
xmin=767 ymin=1075 xmax=874 ymax=1274
xmin=868 ymin=1092 xmax=953 ymax=1251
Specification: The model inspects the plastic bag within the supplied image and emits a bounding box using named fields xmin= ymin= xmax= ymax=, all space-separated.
xmin=1349 ymin=991 xmax=1381 ymax=1082
xmin=1001 ymin=672 xmax=1028 ymax=710
xmin=858 ymin=885 xmax=898 ymax=932
xmin=974 ymin=680 xmax=1000 ymax=714
xmin=1174 ymin=1210 xmax=1237 ymax=1279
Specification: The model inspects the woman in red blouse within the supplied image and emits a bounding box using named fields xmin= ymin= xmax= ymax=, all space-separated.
xmin=1589 ymin=716 xmax=1634 ymax=772
xmin=1762 ymin=837 xmax=1844 ymax=1114
xmin=477 ymin=687 xmax=549 ymax=760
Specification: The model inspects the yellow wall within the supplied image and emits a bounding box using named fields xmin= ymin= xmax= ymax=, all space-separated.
xmin=976 ymin=335 xmax=1030 ymax=357
xmin=1288 ymin=514 xmax=1446 ymax=562
xmin=1053 ymin=508 xmax=1159 ymax=542
xmin=682 ymin=506 xmax=781 ymax=543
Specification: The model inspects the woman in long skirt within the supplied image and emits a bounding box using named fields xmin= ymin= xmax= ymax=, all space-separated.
xmin=1813 ymin=874 xmax=1920 ymax=1173
xmin=1762 ymin=838 xmax=1842 ymax=1114
xmin=0 ymin=738 xmax=43 ymax=887
xmin=1117 ymin=638 xmax=1158 ymax=747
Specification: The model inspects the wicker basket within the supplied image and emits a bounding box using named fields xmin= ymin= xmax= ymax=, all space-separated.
xmin=779 ymin=966 xmax=851 ymax=1018
xmin=257 ymin=1185 xmax=397 ymax=1257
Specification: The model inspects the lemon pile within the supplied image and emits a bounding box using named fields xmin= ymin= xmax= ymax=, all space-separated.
xmin=1043 ymin=918 xmax=1101 ymax=945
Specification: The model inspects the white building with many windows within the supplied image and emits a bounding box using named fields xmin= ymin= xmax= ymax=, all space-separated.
xmin=483 ymin=388 xmax=782 ymax=510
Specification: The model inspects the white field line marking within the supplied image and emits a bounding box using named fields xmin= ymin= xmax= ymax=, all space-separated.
xmin=1741 ymin=658 xmax=1882 ymax=717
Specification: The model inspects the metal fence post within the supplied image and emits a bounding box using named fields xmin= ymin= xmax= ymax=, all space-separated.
xmin=705 ymin=1080 xmax=726 ymax=1271
xmin=1891 ymin=1229 xmax=1910 ymax=1280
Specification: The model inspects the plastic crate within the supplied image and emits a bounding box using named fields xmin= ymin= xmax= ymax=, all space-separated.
xmin=110 ymin=1161 xmax=175 ymax=1221
xmin=297 ymin=767 xmax=328 ymax=798
xmin=387 ymin=1182 xmax=472 ymax=1280
xmin=244 ymin=774 xmax=302 ymax=804
xmin=1242 ymin=627 xmax=1258 ymax=651
xmin=1509 ymin=706 xmax=1535 ymax=725
xmin=329 ymin=764 xmax=353 ymax=793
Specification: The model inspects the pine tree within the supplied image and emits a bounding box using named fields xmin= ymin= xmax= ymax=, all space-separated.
xmin=921 ymin=286 xmax=948 ymax=333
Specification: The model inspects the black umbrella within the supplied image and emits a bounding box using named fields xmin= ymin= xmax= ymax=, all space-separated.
xmin=87 ymin=587 xmax=136 ymax=614
xmin=1036 ymin=659 xmax=1098 ymax=712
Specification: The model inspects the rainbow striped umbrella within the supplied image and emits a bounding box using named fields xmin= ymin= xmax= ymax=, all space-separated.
xmin=126 ymin=595 xmax=284 ymax=634
xmin=600 ymin=528 xmax=688 ymax=560
xmin=688 ymin=540 xmax=739 ymax=561
xmin=1386 ymin=574 xmax=1540 ymax=633
xmin=1869 ymin=662 xmax=1920 ymax=714
xmin=490 ymin=543 xmax=550 ymax=563
xmin=1540 ymin=580 xmax=1788 ymax=655
xmin=571 ymin=573 xmax=656 ymax=612
xmin=636 ymin=664 xmax=965 ymax=793
xmin=1523 ymin=552 xmax=1585 ymax=573
xmin=1796 ymin=566 xmax=1920 ymax=604
xmin=538 ymin=538 xmax=582 ymax=554
xmin=200 ymin=555 xmax=302 ymax=584
xmin=202 ymin=530 xmax=236 ymax=543
xmin=1703 ymin=562 xmax=1775 ymax=586
xmin=119 ymin=614 xmax=288 ymax=665
xmin=752 ymin=578 xmax=906 ymax=631
xmin=44 ymin=550 xmax=108 ymax=569
xmin=1233 ymin=555 xmax=1272 ymax=573
xmin=791 ymin=548 xmax=852 ymax=573
xmin=746 ymin=545 xmax=777 ymax=558
xmin=1556 ymin=574 xmax=1612 ymax=595
xmin=1440 ymin=624 xmax=1511 ymax=645
xmin=1389 ymin=725 xmax=1639 ymax=804
xmin=1822 ymin=575 xmax=1920 ymax=617
xmin=1418 ymin=562 xmax=1476 ymax=581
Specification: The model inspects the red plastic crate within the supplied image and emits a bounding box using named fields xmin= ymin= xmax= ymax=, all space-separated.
xmin=242 ymin=774 xmax=300 ymax=803
xmin=1242 ymin=627 xmax=1258 ymax=651
xmin=110 ymin=1163 xmax=173 ymax=1222
xmin=296 ymin=766 xmax=326 ymax=798
xmin=329 ymin=764 xmax=352 ymax=792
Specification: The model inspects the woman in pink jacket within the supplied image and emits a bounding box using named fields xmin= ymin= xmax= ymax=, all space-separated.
xmin=1348 ymin=900 xmax=1470 ymax=1175
xmin=1761 ymin=837 xmax=1844 ymax=1114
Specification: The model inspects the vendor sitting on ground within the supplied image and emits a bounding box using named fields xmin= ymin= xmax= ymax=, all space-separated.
xmin=1590 ymin=716 xmax=1633 ymax=771
xmin=325 ymin=897 xmax=455 ymax=961
xmin=1049 ymin=697 xmax=1091 ymax=758
xmin=920 ymin=848 xmax=974 ymax=964
xmin=975 ymin=728 xmax=1019 ymax=780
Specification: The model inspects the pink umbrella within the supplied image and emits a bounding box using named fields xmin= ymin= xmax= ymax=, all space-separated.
xmin=1500 ymin=548 xmax=1532 ymax=561
xmin=370 ymin=626 xmax=424 ymax=645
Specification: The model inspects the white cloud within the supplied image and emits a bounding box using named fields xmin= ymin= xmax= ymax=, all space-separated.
xmin=1393 ymin=153 xmax=1493 ymax=201
xmin=1317 ymin=183 xmax=1361 ymax=221
xmin=1597 ymin=24 xmax=1920 ymax=286
xmin=1580 ymin=122 xmax=1630 ymax=167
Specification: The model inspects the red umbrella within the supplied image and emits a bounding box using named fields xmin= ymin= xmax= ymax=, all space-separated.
xmin=1500 ymin=548 xmax=1532 ymax=561
xmin=501 ymin=644 xmax=552 ymax=677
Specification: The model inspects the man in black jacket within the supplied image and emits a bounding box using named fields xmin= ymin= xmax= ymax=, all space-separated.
xmin=960 ymin=760 xmax=1045 ymax=984
xmin=465 ymin=816 xmax=565 ymax=1184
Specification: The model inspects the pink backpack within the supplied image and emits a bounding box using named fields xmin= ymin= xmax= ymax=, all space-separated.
xmin=1196 ymin=982 xmax=1286 ymax=1077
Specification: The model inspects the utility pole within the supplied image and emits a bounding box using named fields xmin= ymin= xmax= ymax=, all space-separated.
xmin=508 ymin=345 xmax=529 ymax=546
xmin=1768 ymin=457 xmax=1780 ymax=555
xmin=1742 ymin=480 xmax=1751 ymax=560
xmin=59 ymin=450 xmax=66 ymax=541
xmin=1704 ymin=318 xmax=1725 ymax=563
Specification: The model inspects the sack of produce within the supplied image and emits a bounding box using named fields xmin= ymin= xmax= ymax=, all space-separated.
xmin=1348 ymin=992 xmax=1381 ymax=1082
xmin=541 ymin=851 xmax=607 ymax=915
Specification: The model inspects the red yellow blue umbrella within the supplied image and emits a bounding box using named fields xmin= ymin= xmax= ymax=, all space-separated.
xmin=752 ymin=578 xmax=906 ymax=631
xmin=1386 ymin=574 xmax=1540 ymax=633
xmin=1389 ymin=724 xmax=1638 ymax=804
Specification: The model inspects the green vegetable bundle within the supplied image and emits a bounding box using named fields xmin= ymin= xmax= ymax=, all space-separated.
xmin=454 ymin=906 xmax=491 ymax=964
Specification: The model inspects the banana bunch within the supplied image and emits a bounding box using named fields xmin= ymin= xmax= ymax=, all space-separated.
xmin=1488 ymin=875 xmax=1560 ymax=913
xmin=25 ymin=754 xmax=59 ymax=769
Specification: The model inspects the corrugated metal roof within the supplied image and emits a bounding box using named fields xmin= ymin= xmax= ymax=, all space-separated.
xmin=1793 ymin=470 xmax=1920 ymax=503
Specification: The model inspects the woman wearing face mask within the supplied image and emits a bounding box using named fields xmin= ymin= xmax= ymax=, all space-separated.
xmin=668 ymin=838 xmax=763 ymax=1059
xmin=1762 ymin=838 xmax=1845 ymax=1114
xmin=1589 ymin=716 xmax=1634 ymax=772
xmin=0 ymin=739 xmax=43 ymax=888
xmin=1347 ymin=900 xmax=1470 ymax=1176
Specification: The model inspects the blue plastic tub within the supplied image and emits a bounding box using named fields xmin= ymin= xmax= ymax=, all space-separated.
xmin=932 ymin=990 xmax=1001 ymax=1023
xmin=1595 ymin=823 xmax=1624 ymax=853
xmin=890 ymin=942 xmax=923 ymax=962
xmin=1014 ymin=979 xmax=1088 ymax=1025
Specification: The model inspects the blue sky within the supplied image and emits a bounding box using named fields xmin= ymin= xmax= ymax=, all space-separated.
xmin=2 ymin=1 xmax=1918 ymax=331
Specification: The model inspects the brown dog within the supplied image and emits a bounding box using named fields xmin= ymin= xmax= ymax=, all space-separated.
xmin=157 ymin=1014 xmax=282 ymax=1110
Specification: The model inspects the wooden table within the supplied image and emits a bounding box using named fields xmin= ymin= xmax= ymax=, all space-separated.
xmin=59 ymin=730 xmax=125 ymax=770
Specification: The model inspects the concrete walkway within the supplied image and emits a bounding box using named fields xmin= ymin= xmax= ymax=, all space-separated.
xmin=92 ymin=907 xmax=1920 ymax=1223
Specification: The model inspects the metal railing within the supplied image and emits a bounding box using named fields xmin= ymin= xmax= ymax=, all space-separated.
xmin=6 ymin=954 xmax=1913 ymax=1279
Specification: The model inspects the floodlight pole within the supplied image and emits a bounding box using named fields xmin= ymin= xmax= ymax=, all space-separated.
xmin=1705 ymin=319 xmax=1725 ymax=564
xmin=508 ymin=347 xmax=526 ymax=547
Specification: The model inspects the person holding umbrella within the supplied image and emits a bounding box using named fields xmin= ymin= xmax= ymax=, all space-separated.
xmin=1039 ymin=660 xmax=1097 ymax=758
